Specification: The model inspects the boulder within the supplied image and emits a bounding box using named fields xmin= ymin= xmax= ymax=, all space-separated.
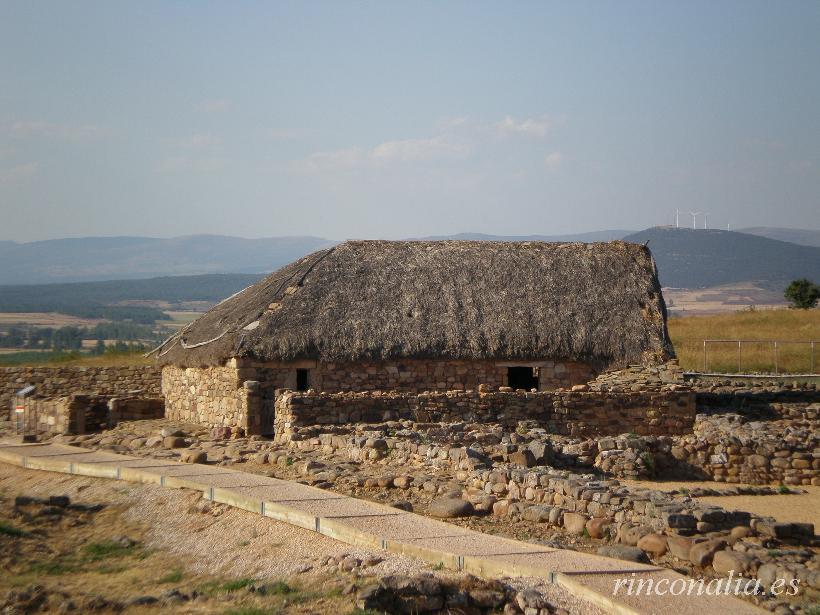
xmin=393 ymin=476 xmax=413 ymax=489
xmin=179 ymin=449 xmax=207 ymax=464
xmin=618 ymin=524 xmax=652 ymax=546
xmin=163 ymin=436 xmax=186 ymax=449
xmin=210 ymin=426 xmax=232 ymax=440
xmin=508 ymin=450 xmax=536 ymax=468
xmin=428 ymin=498 xmax=474 ymax=519
xmin=689 ymin=538 xmax=727 ymax=567
xmin=637 ymin=533 xmax=668 ymax=557
xmin=522 ymin=505 xmax=552 ymax=523
xmin=516 ymin=589 xmax=548 ymax=611
xmin=562 ymin=512 xmax=588 ymax=534
xmin=585 ymin=518 xmax=610 ymax=539
xmin=666 ymin=535 xmax=694 ymax=561
xmin=712 ymin=550 xmax=756 ymax=575
xmin=597 ymin=545 xmax=650 ymax=564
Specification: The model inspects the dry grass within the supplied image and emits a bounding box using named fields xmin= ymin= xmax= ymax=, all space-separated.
xmin=668 ymin=308 xmax=819 ymax=373
xmin=0 ymin=351 xmax=153 ymax=368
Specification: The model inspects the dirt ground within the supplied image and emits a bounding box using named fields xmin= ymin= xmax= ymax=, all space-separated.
xmin=0 ymin=464 xmax=426 ymax=614
xmin=623 ymin=480 xmax=820 ymax=527
xmin=0 ymin=462 xmax=604 ymax=615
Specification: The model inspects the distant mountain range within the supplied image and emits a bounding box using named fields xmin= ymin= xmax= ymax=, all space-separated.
xmin=0 ymin=228 xmax=817 ymax=295
xmin=0 ymin=235 xmax=335 ymax=285
xmin=415 ymin=230 xmax=633 ymax=242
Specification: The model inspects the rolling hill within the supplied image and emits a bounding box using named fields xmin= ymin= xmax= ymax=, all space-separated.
xmin=0 ymin=235 xmax=336 ymax=285
xmin=737 ymin=227 xmax=820 ymax=248
xmin=624 ymin=227 xmax=820 ymax=289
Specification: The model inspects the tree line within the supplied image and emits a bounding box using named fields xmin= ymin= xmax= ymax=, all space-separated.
xmin=0 ymin=322 xmax=170 ymax=351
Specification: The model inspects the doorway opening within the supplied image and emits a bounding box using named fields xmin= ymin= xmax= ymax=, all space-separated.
xmin=507 ymin=366 xmax=539 ymax=391
xmin=296 ymin=368 xmax=310 ymax=392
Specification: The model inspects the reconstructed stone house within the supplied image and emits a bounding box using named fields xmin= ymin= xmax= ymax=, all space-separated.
xmin=155 ymin=240 xmax=674 ymax=433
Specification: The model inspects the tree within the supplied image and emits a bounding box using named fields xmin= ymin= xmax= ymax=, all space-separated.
xmin=784 ymin=278 xmax=819 ymax=309
xmin=93 ymin=339 xmax=106 ymax=355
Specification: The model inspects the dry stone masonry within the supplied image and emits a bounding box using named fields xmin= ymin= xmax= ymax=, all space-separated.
xmin=21 ymin=394 xmax=164 ymax=437
xmin=273 ymin=388 xmax=696 ymax=442
xmin=1 ymin=366 xmax=161 ymax=417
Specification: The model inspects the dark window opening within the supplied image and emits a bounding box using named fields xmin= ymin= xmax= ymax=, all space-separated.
xmin=296 ymin=369 xmax=310 ymax=392
xmin=507 ymin=366 xmax=539 ymax=391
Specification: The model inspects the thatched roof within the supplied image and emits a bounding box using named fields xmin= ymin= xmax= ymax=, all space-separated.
xmin=155 ymin=240 xmax=674 ymax=368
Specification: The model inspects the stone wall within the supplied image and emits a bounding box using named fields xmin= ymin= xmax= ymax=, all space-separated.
xmin=668 ymin=408 xmax=819 ymax=486
xmin=273 ymin=388 xmax=696 ymax=442
xmin=315 ymin=359 xmax=594 ymax=392
xmin=162 ymin=365 xmax=263 ymax=434
xmin=22 ymin=394 xmax=109 ymax=436
xmin=19 ymin=394 xmax=164 ymax=437
xmin=1 ymin=366 xmax=161 ymax=418
xmin=108 ymin=397 xmax=165 ymax=424
xmin=160 ymin=359 xmax=596 ymax=435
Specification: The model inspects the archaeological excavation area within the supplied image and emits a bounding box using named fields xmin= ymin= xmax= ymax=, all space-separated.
xmin=2 ymin=240 xmax=818 ymax=614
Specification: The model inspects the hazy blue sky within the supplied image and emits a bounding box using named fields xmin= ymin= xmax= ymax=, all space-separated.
xmin=1 ymin=1 xmax=818 ymax=242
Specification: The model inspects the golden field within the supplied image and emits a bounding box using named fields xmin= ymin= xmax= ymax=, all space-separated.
xmin=668 ymin=308 xmax=819 ymax=373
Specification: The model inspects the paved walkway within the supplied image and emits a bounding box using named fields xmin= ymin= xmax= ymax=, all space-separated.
xmin=0 ymin=441 xmax=764 ymax=615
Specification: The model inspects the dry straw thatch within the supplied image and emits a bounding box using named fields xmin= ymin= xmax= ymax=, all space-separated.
xmin=155 ymin=240 xmax=674 ymax=369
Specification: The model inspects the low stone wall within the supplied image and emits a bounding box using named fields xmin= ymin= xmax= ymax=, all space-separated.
xmin=20 ymin=394 xmax=165 ymax=437
xmin=669 ymin=408 xmax=819 ymax=486
xmin=109 ymin=397 xmax=165 ymax=424
xmin=22 ymin=395 xmax=109 ymax=436
xmin=273 ymin=388 xmax=696 ymax=441
xmin=695 ymin=389 xmax=818 ymax=418
xmin=1 ymin=366 xmax=161 ymax=418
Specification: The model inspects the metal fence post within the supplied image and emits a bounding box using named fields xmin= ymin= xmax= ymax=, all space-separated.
xmin=703 ymin=340 xmax=707 ymax=372
xmin=737 ymin=340 xmax=741 ymax=373
xmin=700 ymin=339 xmax=816 ymax=375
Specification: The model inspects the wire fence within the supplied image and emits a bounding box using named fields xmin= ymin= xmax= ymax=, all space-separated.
xmin=702 ymin=340 xmax=817 ymax=374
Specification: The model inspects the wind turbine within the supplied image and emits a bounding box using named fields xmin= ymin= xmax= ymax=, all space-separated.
xmin=688 ymin=211 xmax=701 ymax=229
xmin=675 ymin=209 xmax=680 ymax=228
xmin=703 ymin=213 xmax=708 ymax=229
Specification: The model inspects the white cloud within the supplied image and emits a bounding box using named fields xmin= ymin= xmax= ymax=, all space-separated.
xmin=0 ymin=162 xmax=37 ymax=184
xmin=544 ymin=152 xmax=563 ymax=169
xmin=371 ymin=136 xmax=470 ymax=163
xmin=304 ymin=147 xmax=365 ymax=169
xmin=5 ymin=120 xmax=111 ymax=140
xmin=198 ymin=99 xmax=230 ymax=113
xmin=497 ymin=115 xmax=553 ymax=138
xmin=302 ymin=135 xmax=471 ymax=171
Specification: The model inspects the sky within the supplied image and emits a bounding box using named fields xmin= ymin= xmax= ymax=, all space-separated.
xmin=1 ymin=1 xmax=818 ymax=242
